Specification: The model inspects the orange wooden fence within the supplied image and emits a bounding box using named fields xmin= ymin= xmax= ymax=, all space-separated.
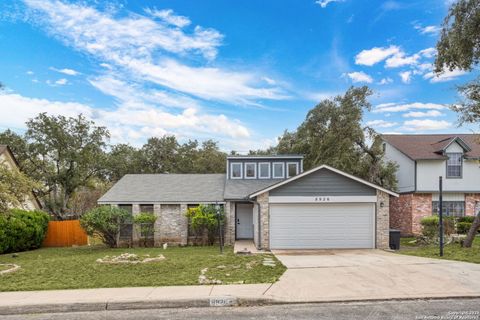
xmin=42 ymin=220 xmax=88 ymax=247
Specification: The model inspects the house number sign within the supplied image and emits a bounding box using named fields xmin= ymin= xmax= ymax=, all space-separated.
xmin=314 ymin=197 xmax=331 ymax=202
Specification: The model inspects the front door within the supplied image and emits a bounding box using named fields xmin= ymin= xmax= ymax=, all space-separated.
xmin=236 ymin=203 xmax=254 ymax=239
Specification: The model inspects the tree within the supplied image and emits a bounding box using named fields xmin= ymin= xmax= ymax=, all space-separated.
xmin=436 ymin=0 xmax=480 ymax=243
xmin=185 ymin=204 xmax=224 ymax=245
xmin=192 ymin=140 xmax=226 ymax=173
xmin=68 ymin=182 xmax=110 ymax=218
xmin=140 ymin=136 xmax=226 ymax=174
xmin=0 ymin=129 xmax=31 ymax=172
xmin=435 ymin=0 xmax=480 ymax=125
xmin=463 ymin=202 xmax=480 ymax=248
xmin=1 ymin=113 xmax=110 ymax=219
xmin=276 ymin=86 xmax=397 ymax=190
xmin=0 ymin=164 xmax=40 ymax=213
xmin=104 ymin=144 xmax=143 ymax=182
xmin=141 ymin=136 xmax=179 ymax=173
xmin=80 ymin=206 xmax=130 ymax=248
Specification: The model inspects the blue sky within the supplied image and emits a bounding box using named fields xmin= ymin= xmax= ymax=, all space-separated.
xmin=0 ymin=0 xmax=478 ymax=152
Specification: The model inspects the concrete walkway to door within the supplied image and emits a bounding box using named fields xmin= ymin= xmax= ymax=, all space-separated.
xmin=266 ymin=249 xmax=480 ymax=302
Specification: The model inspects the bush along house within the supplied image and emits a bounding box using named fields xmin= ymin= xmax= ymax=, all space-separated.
xmin=98 ymin=154 xmax=397 ymax=250
xmin=382 ymin=134 xmax=480 ymax=236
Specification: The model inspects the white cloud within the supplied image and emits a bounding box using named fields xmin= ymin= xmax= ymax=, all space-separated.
xmin=355 ymin=45 xmax=400 ymax=66
xmin=402 ymin=119 xmax=451 ymax=131
xmin=55 ymin=78 xmax=68 ymax=85
xmin=0 ymin=91 xmax=251 ymax=144
xmin=399 ymin=71 xmax=412 ymax=84
xmin=25 ymin=0 xmax=223 ymax=60
xmin=262 ymin=77 xmax=276 ymax=85
xmin=346 ymin=71 xmax=373 ymax=83
xmin=144 ymin=8 xmax=191 ymax=28
xmin=23 ymin=0 xmax=287 ymax=105
xmin=414 ymin=24 xmax=441 ymax=35
xmin=403 ymin=110 xmax=444 ymax=118
xmin=378 ymin=77 xmax=393 ymax=85
xmin=419 ymin=48 xmax=436 ymax=58
xmin=374 ymin=102 xmax=447 ymax=113
xmin=315 ymin=0 xmax=345 ymax=8
xmin=26 ymin=70 xmax=34 ymax=75
xmin=51 ymin=67 xmax=80 ymax=76
xmin=385 ymin=53 xmax=419 ymax=68
xmin=0 ymin=93 xmax=93 ymax=130
xmin=423 ymin=68 xmax=468 ymax=83
xmin=366 ymin=119 xmax=397 ymax=128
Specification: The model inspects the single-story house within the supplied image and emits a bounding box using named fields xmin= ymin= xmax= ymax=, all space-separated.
xmin=98 ymin=155 xmax=398 ymax=250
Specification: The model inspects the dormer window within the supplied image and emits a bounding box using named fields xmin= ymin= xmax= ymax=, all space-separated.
xmin=287 ymin=162 xmax=299 ymax=178
xmin=446 ymin=153 xmax=462 ymax=178
xmin=272 ymin=162 xmax=284 ymax=179
xmin=258 ymin=162 xmax=270 ymax=179
xmin=245 ymin=163 xmax=256 ymax=179
xmin=231 ymin=163 xmax=242 ymax=179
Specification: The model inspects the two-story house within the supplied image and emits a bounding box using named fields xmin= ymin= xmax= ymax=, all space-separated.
xmin=98 ymin=154 xmax=397 ymax=250
xmin=382 ymin=134 xmax=480 ymax=236
xmin=0 ymin=145 xmax=41 ymax=211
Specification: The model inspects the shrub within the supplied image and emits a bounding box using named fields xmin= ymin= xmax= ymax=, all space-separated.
xmin=134 ymin=212 xmax=157 ymax=247
xmin=458 ymin=216 xmax=475 ymax=223
xmin=420 ymin=215 xmax=455 ymax=239
xmin=0 ymin=209 xmax=50 ymax=254
xmin=185 ymin=204 xmax=224 ymax=245
xmin=457 ymin=222 xmax=472 ymax=234
xmin=80 ymin=206 xmax=131 ymax=248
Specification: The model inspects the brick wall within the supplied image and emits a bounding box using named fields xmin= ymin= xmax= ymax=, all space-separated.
xmin=224 ymin=201 xmax=235 ymax=245
xmin=465 ymin=193 xmax=480 ymax=216
xmin=376 ymin=190 xmax=390 ymax=249
xmin=257 ymin=192 xmax=269 ymax=250
xmin=390 ymin=194 xmax=413 ymax=235
xmin=390 ymin=193 xmax=433 ymax=236
xmin=154 ymin=204 xmax=188 ymax=246
xmin=411 ymin=193 xmax=432 ymax=235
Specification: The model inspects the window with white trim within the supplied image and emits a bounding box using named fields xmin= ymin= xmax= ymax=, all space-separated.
xmin=245 ymin=163 xmax=256 ymax=179
xmin=272 ymin=162 xmax=284 ymax=179
xmin=446 ymin=153 xmax=462 ymax=178
xmin=432 ymin=201 xmax=465 ymax=217
xmin=258 ymin=162 xmax=270 ymax=179
xmin=287 ymin=162 xmax=299 ymax=178
xmin=231 ymin=163 xmax=242 ymax=179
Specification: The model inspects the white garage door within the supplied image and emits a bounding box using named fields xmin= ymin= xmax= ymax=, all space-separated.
xmin=270 ymin=203 xmax=375 ymax=249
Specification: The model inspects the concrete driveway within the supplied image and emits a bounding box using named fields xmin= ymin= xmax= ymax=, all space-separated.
xmin=265 ymin=249 xmax=480 ymax=302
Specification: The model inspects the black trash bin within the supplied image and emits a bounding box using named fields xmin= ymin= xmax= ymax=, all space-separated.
xmin=389 ymin=229 xmax=401 ymax=250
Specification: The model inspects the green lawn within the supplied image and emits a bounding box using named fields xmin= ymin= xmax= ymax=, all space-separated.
xmin=0 ymin=246 xmax=286 ymax=292
xmin=398 ymin=236 xmax=480 ymax=264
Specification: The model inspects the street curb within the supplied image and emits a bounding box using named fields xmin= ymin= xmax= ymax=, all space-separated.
xmin=0 ymin=296 xmax=276 ymax=315
xmin=1 ymin=295 xmax=480 ymax=315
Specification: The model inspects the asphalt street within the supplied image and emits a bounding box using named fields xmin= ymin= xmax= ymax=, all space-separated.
xmin=2 ymin=298 xmax=480 ymax=320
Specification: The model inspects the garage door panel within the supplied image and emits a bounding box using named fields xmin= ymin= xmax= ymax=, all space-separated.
xmin=270 ymin=203 xmax=374 ymax=249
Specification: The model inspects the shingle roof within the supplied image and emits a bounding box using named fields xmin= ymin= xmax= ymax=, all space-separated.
xmin=98 ymin=174 xmax=226 ymax=203
xmin=224 ymin=179 xmax=282 ymax=200
xmin=382 ymin=134 xmax=480 ymax=160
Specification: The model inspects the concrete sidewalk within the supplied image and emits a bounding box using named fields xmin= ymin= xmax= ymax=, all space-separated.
xmin=0 ymin=284 xmax=273 ymax=315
